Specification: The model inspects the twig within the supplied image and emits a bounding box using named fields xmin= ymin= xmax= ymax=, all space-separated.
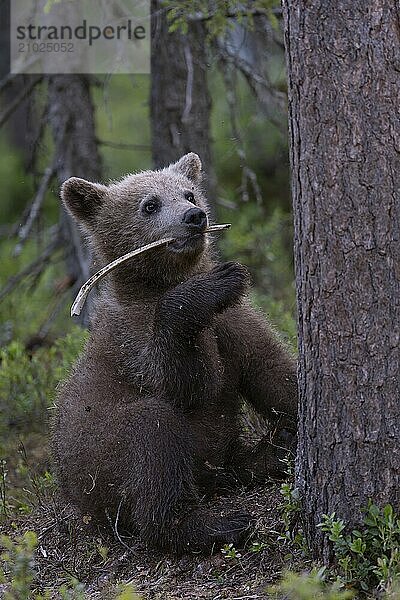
xmin=114 ymin=497 xmax=134 ymax=552
xmin=14 ymin=166 xmax=55 ymax=255
xmin=0 ymin=234 xmax=61 ymax=302
xmin=70 ymin=224 xmax=231 ymax=317
xmin=105 ymin=499 xmax=136 ymax=555
xmin=0 ymin=75 xmax=42 ymax=128
xmin=71 ymin=237 xmax=174 ymax=316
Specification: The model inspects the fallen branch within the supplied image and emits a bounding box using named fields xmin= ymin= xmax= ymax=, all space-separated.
xmin=71 ymin=224 xmax=231 ymax=317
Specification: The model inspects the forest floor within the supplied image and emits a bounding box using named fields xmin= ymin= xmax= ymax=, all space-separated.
xmin=0 ymin=426 xmax=307 ymax=599
xmin=1 ymin=482 xmax=307 ymax=599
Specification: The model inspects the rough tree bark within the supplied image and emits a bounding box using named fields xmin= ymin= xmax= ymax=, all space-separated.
xmin=282 ymin=0 xmax=400 ymax=560
xmin=47 ymin=75 xmax=102 ymax=326
xmin=150 ymin=1 xmax=214 ymax=199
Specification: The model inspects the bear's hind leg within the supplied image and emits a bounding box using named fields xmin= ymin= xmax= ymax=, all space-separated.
xmin=122 ymin=399 xmax=251 ymax=555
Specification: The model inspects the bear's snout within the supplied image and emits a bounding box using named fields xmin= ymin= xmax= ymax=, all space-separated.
xmin=182 ymin=207 xmax=207 ymax=231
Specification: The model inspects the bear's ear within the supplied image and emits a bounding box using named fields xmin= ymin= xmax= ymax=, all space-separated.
xmin=61 ymin=177 xmax=107 ymax=224
xmin=170 ymin=153 xmax=202 ymax=183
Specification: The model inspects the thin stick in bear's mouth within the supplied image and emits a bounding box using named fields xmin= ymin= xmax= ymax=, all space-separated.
xmin=70 ymin=223 xmax=231 ymax=317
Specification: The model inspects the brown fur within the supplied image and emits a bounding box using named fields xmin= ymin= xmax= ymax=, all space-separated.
xmin=52 ymin=153 xmax=297 ymax=555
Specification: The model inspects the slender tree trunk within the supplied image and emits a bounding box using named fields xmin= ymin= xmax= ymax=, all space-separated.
xmin=282 ymin=0 xmax=400 ymax=560
xmin=47 ymin=75 xmax=102 ymax=326
xmin=150 ymin=1 xmax=214 ymax=200
xmin=0 ymin=0 xmax=9 ymax=79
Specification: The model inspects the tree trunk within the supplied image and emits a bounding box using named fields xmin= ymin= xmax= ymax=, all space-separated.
xmin=47 ymin=75 xmax=102 ymax=326
xmin=0 ymin=0 xmax=9 ymax=79
xmin=150 ymin=1 xmax=214 ymax=200
xmin=282 ymin=0 xmax=400 ymax=560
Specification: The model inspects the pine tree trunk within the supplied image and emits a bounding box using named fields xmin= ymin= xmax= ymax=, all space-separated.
xmin=47 ymin=75 xmax=102 ymax=326
xmin=282 ymin=0 xmax=400 ymax=560
xmin=150 ymin=1 xmax=214 ymax=199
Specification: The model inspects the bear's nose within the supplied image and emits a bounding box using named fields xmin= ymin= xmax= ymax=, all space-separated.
xmin=182 ymin=207 xmax=207 ymax=230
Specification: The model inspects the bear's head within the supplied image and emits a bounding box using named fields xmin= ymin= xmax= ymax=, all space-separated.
xmin=61 ymin=153 xmax=214 ymax=297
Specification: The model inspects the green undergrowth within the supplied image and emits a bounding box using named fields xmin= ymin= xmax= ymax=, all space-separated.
xmin=0 ymin=327 xmax=88 ymax=518
xmin=319 ymin=503 xmax=400 ymax=595
xmin=0 ymin=530 xmax=140 ymax=599
xmin=278 ymin=478 xmax=400 ymax=598
xmin=270 ymin=569 xmax=355 ymax=600
xmin=0 ymin=238 xmax=70 ymax=346
xmin=0 ymin=326 xmax=88 ymax=441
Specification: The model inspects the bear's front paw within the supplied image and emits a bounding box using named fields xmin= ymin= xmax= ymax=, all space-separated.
xmin=208 ymin=262 xmax=250 ymax=313
xmin=155 ymin=262 xmax=250 ymax=335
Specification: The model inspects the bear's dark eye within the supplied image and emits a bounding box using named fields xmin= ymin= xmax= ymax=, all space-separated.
xmin=143 ymin=198 xmax=160 ymax=215
xmin=185 ymin=192 xmax=195 ymax=204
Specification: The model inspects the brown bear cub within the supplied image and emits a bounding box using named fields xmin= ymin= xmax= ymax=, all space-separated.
xmin=52 ymin=153 xmax=297 ymax=555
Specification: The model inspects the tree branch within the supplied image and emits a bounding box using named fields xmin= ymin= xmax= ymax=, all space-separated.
xmin=216 ymin=39 xmax=286 ymax=131
xmin=27 ymin=100 xmax=49 ymax=173
xmin=0 ymin=232 xmax=61 ymax=302
xmin=0 ymin=72 xmax=18 ymax=95
xmin=36 ymin=287 xmax=70 ymax=341
xmin=0 ymin=76 xmax=42 ymax=129
xmin=14 ymin=166 xmax=56 ymax=255
xmin=185 ymin=7 xmax=282 ymax=23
